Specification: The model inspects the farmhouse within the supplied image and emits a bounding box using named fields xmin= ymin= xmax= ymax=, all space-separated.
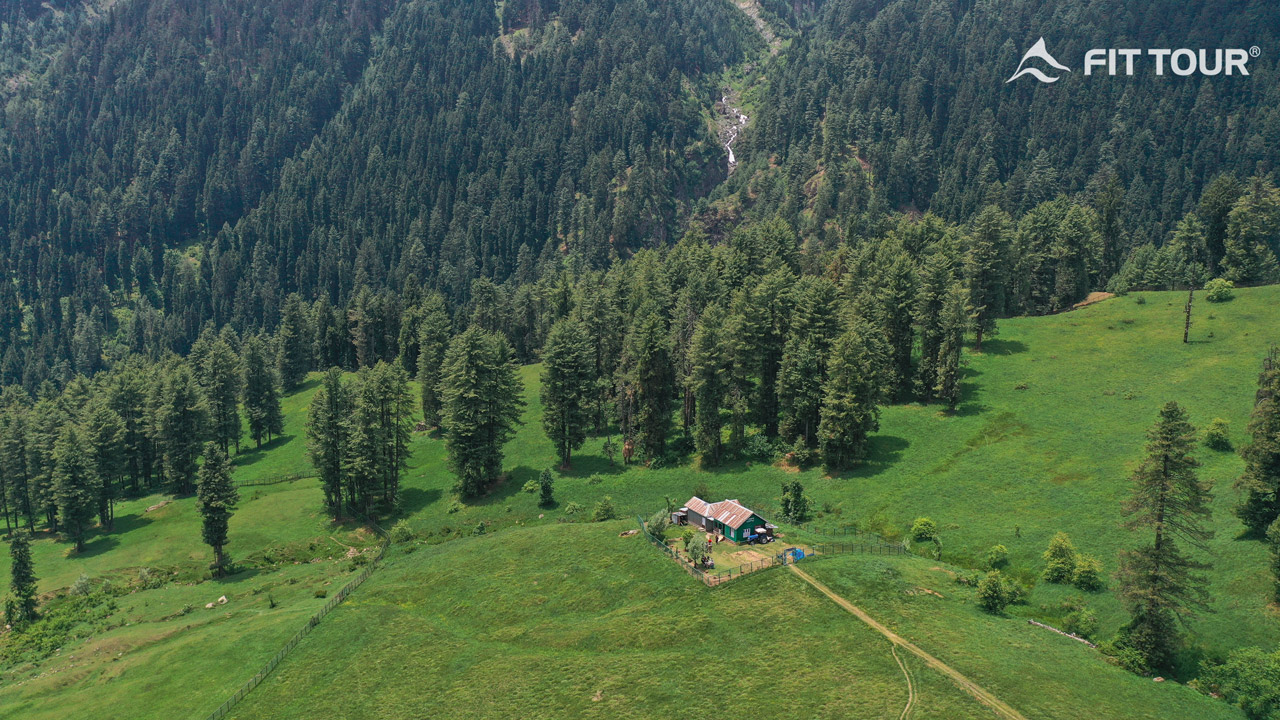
xmin=672 ymin=497 xmax=775 ymax=543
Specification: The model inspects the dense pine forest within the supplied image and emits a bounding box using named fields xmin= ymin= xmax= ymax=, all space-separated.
xmin=3 ymin=0 xmax=1280 ymax=716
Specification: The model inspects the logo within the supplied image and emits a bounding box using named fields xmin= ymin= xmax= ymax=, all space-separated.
xmin=1007 ymin=37 xmax=1260 ymax=85
xmin=1007 ymin=37 xmax=1071 ymax=84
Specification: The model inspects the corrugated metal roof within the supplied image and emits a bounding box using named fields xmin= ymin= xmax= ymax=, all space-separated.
xmin=707 ymin=499 xmax=759 ymax=530
xmin=685 ymin=496 xmax=713 ymax=516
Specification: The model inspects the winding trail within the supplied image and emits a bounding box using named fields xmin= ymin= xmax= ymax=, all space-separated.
xmin=890 ymin=644 xmax=916 ymax=720
xmin=788 ymin=565 xmax=1027 ymax=720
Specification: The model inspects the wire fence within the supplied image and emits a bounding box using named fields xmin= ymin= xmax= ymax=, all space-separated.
xmin=233 ymin=472 xmax=318 ymax=489
xmin=203 ymin=509 xmax=389 ymax=720
xmin=636 ymin=517 xmax=907 ymax=588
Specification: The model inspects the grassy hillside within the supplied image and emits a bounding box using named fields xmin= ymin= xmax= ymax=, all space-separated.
xmin=231 ymin=522 xmax=1238 ymax=720
xmin=1 ymin=285 xmax=1276 ymax=718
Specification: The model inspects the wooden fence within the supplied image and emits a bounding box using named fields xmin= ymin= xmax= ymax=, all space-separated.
xmin=233 ymin=472 xmax=318 ymax=489
xmin=203 ymin=510 xmax=388 ymax=720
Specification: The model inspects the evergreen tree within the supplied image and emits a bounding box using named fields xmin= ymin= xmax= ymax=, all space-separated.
xmin=306 ymin=368 xmax=352 ymax=516
xmin=1221 ymin=176 xmax=1280 ymax=285
xmin=201 ymin=337 xmax=243 ymax=453
xmin=277 ymin=293 xmax=313 ymax=391
xmin=81 ymin=397 xmax=126 ymax=531
xmin=1235 ymin=347 xmax=1280 ymax=535
xmin=416 ymin=293 xmax=451 ymax=428
xmin=963 ymin=205 xmax=1011 ymax=351
xmin=878 ymin=253 xmax=918 ymax=400
xmin=158 ymin=363 xmax=209 ymax=495
xmin=0 ymin=407 xmax=34 ymax=531
xmin=616 ymin=303 xmax=673 ymax=459
xmin=195 ymin=442 xmax=239 ymax=576
xmin=915 ymin=251 xmax=954 ymax=402
xmin=540 ymin=318 xmax=596 ymax=468
xmin=1051 ymin=205 xmax=1096 ymax=311
xmin=1117 ymin=402 xmax=1213 ymax=671
xmin=934 ymin=284 xmax=972 ymax=410
xmin=688 ymin=303 xmax=728 ymax=465
xmin=52 ymin=426 xmax=99 ymax=552
xmin=242 ymin=336 xmax=284 ymax=449
xmin=439 ymin=328 xmax=524 ymax=498
xmin=7 ymin=532 xmax=38 ymax=627
xmin=538 ymin=468 xmax=555 ymax=507
xmin=777 ymin=336 xmax=823 ymax=448
xmin=818 ymin=320 xmax=887 ymax=470
xmin=744 ymin=270 xmax=793 ymax=437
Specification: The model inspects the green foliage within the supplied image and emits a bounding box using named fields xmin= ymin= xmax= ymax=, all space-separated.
xmin=52 ymin=425 xmax=99 ymax=552
xmin=591 ymin=496 xmax=616 ymax=523
xmin=195 ymin=442 xmax=239 ymax=575
xmin=157 ymin=362 xmax=209 ymax=495
xmin=1203 ymin=418 xmax=1232 ymax=451
xmin=647 ymin=509 xmax=669 ymax=537
xmin=277 ymin=294 xmax=313 ymax=391
xmin=984 ymin=544 xmax=1008 ymax=570
xmin=439 ymin=328 xmax=524 ymax=499
xmin=688 ymin=303 xmax=728 ymax=465
xmin=562 ymin=502 xmax=584 ymax=517
xmin=1118 ymin=402 xmax=1213 ymax=671
xmin=1063 ymin=605 xmax=1099 ymax=639
xmin=1236 ymin=348 xmax=1280 ymax=535
xmin=1199 ymin=646 xmax=1280 ymax=720
xmin=389 ymin=520 xmax=415 ymax=544
xmin=243 ymin=336 xmax=285 ymax=450
xmin=305 ymin=368 xmax=352 ymax=516
xmin=345 ymin=362 xmax=414 ymax=516
xmin=7 ymin=533 xmax=37 ymax=627
xmin=617 ymin=304 xmax=673 ymax=459
xmin=780 ymin=481 xmax=811 ymax=523
xmin=1042 ymin=532 xmax=1078 ymax=584
xmin=1073 ymin=554 xmax=1105 ymax=592
xmin=538 ymin=469 xmax=555 ymax=507
xmin=522 ymin=480 xmax=540 ymax=494
xmin=540 ymin=319 xmax=596 ymax=467
xmin=910 ymin=517 xmax=938 ymax=544
xmin=1204 ymin=279 xmax=1236 ymax=303
xmin=976 ymin=570 xmax=1013 ymax=614
xmin=416 ymin=293 xmax=452 ymax=428
xmin=818 ymin=319 xmax=887 ymax=469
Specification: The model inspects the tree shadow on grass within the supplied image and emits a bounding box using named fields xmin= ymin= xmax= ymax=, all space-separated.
xmin=283 ymin=377 xmax=321 ymax=398
xmin=557 ymin=454 xmax=627 ymax=478
xmin=825 ymin=435 xmax=911 ymax=481
xmin=216 ymin=566 xmax=264 ymax=585
xmin=74 ymin=534 xmax=120 ymax=558
xmin=110 ymin=512 xmax=154 ymax=537
xmin=466 ymin=466 xmax=535 ymax=507
xmin=979 ymin=339 xmax=1029 ymax=356
xmin=398 ymin=487 xmax=442 ymax=516
xmin=232 ymin=434 xmax=296 ymax=467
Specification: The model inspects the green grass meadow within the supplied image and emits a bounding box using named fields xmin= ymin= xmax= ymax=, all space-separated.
xmin=2 ymin=286 xmax=1278 ymax=718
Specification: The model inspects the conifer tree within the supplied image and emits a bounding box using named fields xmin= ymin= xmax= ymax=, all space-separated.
xmin=777 ymin=336 xmax=823 ymax=447
xmin=81 ymin=397 xmax=125 ymax=531
xmin=242 ymin=336 xmax=284 ymax=448
xmin=963 ymin=205 xmax=1011 ymax=351
xmin=878 ymin=252 xmax=918 ymax=400
xmin=688 ymin=303 xmax=727 ymax=465
xmin=744 ymin=270 xmax=794 ymax=437
xmin=1221 ymin=177 xmax=1280 ymax=285
xmin=616 ymin=303 xmax=673 ymax=459
xmin=201 ymin=337 xmax=243 ymax=453
xmin=818 ymin=320 xmax=887 ymax=470
xmin=0 ymin=407 xmax=35 ymax=530
xmin=915 ymin=251 xmax=954 ymax=402
xmin=7 ymin=532 xmax=37 ymax=627
xmin=439 ymin=328 xmax=524 ymax=498
xmin=540 ymin=318 xmax=596 ymax=468
xmin=934 ymin=283 xmax=972 ymax=410
xmin=1117 ymin=402 xmax=1213 ymax=671
xmin=158 ymin=363 xmax=208 ymax=495
xmin=195 ymin=442 xmax=239 ymax=576
xmin=277 ymin=293 xmax=313 ymax=391
xmin=52 ymin=426 xmax=99 ymax=552
xmin=416 ymin=293 xmax=451 ymax=428
xmin=1235 ymin=346 xmax=1280 ymax=535
xmin=306 ymin=368 xmax=352 ymax=516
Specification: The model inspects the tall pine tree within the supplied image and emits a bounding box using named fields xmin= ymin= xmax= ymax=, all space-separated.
xmin=242 ymin=336 xmax=284 ymax=449
xmin=439 ymin=328 xmax=523 ymax=498
xmin=52 ymin=426 xmax=99 ymax=552
xmin=541 ymin=318 xmax=596 ymax=468
xmin=306 ymin=367 xmax=352 ymax=516
xmin=195 ymin=442 xmax=239 ymax=576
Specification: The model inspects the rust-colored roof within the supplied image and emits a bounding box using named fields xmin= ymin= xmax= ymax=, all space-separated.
xmin=685 ymin=496 xmax=713 ymax=516
xmin=707 ymin=499 xmax=760 ymax=530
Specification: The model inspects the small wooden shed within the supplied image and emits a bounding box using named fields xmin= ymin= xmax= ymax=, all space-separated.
xmin=680 ymin=496 xmax=773 ymax=543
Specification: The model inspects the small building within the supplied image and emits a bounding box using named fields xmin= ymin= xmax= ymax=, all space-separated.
xmin=678 ymin=496 xmax=774 ymax=543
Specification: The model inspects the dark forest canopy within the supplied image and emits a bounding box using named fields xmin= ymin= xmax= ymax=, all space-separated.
xmin=0 ymin=0 xmax=1277 ymax=391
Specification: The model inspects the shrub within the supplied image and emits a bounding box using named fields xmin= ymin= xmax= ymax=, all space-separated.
xmin=389 ymin=519 xmax=415 ymax=544
xmin=473 ymin=522 xmax=486 ymax=536
xmin=592 ymin=496 xmax=616 ymax=522
xmin=1042 ymin=532 xmax=1078 ymax=583
xmin=522 ymin=479 xmax=540 ymax=494
xmin=1204 ymin=278 xmax=1235 ymax=302
xmin=538 ymin=469 xmax=555 ymax=507
xmin=984 ymin=544 xmax=1009 ymax=570
xmin=138 ymin=567 xmax=165 ymax=590
xmin=742 ymin=434 xmax=778 ymax=462
xmin=1073 ymin=554 xmax=1105 ymax=591
xmin=977 ymin=571 xmax=1013 ymax=613
xmin=1064 ymin=606 xmax=1098 ymax=638
xmin=1133 ymin=295 xmax=1146 ymax=305
xmin=647 ymin=509 xmax=669 ymax=536
xmin=910 ymin=517 xmax=938 ymax=543
xmin=1204 ymin=418 xmax=1232 ymax=451
xmin=70 ymin=573 xmax=92 ymax=597
xmin=780 ymin=481 xmax=811 ymax=523
xmin=314 ymin=589 xmax=328 ymax=598
xmin=587 ymin=473 xmax=604 ymax=485
xmin=1199 ymin=647 xmax=1280 ymax=720
xmin=787 ymin=439 xmax=817 ymax=467
xmin=563 ymin=501 xmax=584 ymax=516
